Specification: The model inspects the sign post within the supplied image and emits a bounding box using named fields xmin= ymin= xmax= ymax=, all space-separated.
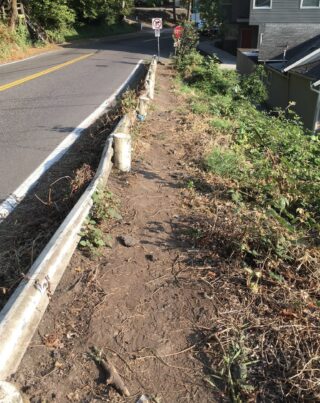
xmin=152 ymin=18 xmax=163 ymax=60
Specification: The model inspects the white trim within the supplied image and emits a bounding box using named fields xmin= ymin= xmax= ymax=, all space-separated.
xmin=313 ymin=79 xmax=320 ymax=86
xmin=253 ymin=0 xmax=272 ymax=9
xmin=282 ymin=48 xmax=320 ymax=72
xmin=300 ymin=0 xmax=320 ymax=8
xmin=0 ymin=60 xmax=144 ymax=223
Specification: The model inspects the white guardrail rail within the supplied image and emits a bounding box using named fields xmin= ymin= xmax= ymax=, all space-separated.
xmin=0 ymin=56 xmax=157 ymax=400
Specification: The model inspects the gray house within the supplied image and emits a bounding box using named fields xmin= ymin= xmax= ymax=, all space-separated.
xmin=228 ymin=0 xmax=320 ymax=131
xmin=249 ymin=0 xmax=320 ymax=62
xmin=222 ymin=0 xmax=320 ymax=57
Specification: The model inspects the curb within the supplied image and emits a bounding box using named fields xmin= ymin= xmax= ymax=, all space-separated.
xmin=0 ymin=59 xmax=154 ymax=381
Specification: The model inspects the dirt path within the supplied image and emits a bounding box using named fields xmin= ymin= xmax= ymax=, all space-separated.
xmin=13 ymin=65 xmax=217 ymax=402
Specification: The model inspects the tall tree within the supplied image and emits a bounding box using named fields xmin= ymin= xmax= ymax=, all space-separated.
xmin=186 ymin=0 xmax=192 ymax=21
xmin=173 ymin=0 xmax=177 ymax=24
xmin=9 ymin=0 xmax=18 ymax=31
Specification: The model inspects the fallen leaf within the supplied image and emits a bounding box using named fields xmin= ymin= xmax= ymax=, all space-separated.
xmin=43 ymin=334 xmax=64 ymax=349
xmin=281 ymin=309 xmax=298 ymax=319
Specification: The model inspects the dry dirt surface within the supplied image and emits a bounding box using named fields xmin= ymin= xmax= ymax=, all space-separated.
xmin=0 ymin=44 xmax=58 ymax=65
xmin=12 ymin=65 xmax=219 ymax=402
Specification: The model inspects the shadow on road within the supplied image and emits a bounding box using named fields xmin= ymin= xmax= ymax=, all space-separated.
xmin=61 ymin=31 xmax=173 ymax=60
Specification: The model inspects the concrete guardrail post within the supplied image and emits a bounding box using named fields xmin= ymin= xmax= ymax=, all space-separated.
xmin=113 ymin=132 xmax=132 ymax=172
xmin=0 ymin=381 xmax=24 ymax=403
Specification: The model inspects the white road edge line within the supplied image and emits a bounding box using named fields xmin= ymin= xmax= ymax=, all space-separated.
xmin=0 ymin=59 xmax=144 ymax=223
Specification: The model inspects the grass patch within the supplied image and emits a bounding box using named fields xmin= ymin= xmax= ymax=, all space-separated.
xmin=206 ymin=147 xmax=249 ymax=181
xmin=209 ymin=117 xmax=233 ymax=132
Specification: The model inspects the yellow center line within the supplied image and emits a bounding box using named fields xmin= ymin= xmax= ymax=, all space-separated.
xmin=0 ymin=52 xmax=95 ymax=92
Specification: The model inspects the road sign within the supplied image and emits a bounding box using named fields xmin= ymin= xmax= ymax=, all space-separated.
xmin=155 ymin=29 xmax=160 ymax=37
xmin=152 ymin=18 xmax=163 ymax=30
xmin=173 ymin=25 xmax=184 ymax=39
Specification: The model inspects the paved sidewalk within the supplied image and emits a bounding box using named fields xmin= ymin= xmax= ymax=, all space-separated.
xmin=198 ymin=40 xmax=236 ymax=70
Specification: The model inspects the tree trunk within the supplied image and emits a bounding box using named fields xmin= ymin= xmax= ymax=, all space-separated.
xmin=187 ymin=0 xmax=192 ymax=21
xmin=9 ymin=0 xmax=18 ymax=31
xmin=173 ymin=0 xmax=177 ymax=24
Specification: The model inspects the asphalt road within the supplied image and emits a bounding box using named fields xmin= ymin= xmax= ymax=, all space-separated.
xmin=0 ymin=30 xmax=173 ymax=204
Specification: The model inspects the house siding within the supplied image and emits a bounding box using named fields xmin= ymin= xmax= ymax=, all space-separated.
xmin=266 ymin=67 xmax=319 ymax=130
xmin=267 ymin=69 xmax=289 ymax=110
xmin=258 ymin=23 xmax=320 ymax=60
xmin=288 ymin=73 xmax=319 ymax=130
xmin=250 ymin=0 xmax=320 ymax=24
xmin=236 ymin=50 xmax=257 ymax=74
xmin=232 ymin=0 xmax=251 ymax=22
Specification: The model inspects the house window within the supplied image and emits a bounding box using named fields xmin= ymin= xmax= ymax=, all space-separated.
xmin=253 ymin=0 xmax=272 ymax=8
xmin=301 ymin=0 xmax=320 ymax=7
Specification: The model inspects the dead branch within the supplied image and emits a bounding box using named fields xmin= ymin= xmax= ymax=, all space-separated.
xmin=89 ymin=346 xmax=130 ymax=397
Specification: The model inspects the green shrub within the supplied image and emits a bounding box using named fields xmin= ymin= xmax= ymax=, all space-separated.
xmin=187 ymin=57 xmax=240 ymax=97
xmin=0 ymin=22 xmax=31 ymax=60
xmin=239 ymin=65 xmax=268 ymax=105
xmin=178 ymin=52 xmax=268 ymax=107
xmin=204 ymin=92 xmax=320 ymax=229
xmin=175 ymin=22 xmax=199 ymax=65
xmin=176 ymin=50 xmax=204 ymax=78
xmin=13 ymin=23 xmax=31 ymax=48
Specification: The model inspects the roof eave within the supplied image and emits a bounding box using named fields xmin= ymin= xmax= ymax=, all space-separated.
xmin=282 ymin=48 xmax=320 ymax=73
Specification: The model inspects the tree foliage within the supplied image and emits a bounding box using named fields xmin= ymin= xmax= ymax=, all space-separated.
xmin=175 ymin=22 xmax=199 ymax=60
xmin=69 ymin=0 xmax=133 ymax=25
xmin=7 ymin=0 xmax=134 ymax=41
xmin=198 ymin=0 xmax=221 ymax=27
xmin=28 ymin=0 xmax=76 ymax=32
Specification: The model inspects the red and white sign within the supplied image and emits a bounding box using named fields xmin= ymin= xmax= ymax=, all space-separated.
xmin=173 ymin=25 xmax=184 ymax=39
xmin=152 ymin=18 xmax=163 ymax=30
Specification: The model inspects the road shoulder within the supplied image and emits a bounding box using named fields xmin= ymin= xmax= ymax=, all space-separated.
xmin=12 ymin=64 xmax=216 ymax=402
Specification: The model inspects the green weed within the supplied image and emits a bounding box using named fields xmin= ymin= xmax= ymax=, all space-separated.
xmin=79 ymin=188 xmax=121 ymax=256
xmin=120 ymin=89 xmax=138 ymax=114
xmin=79 ymin=219 xmax=111 ymax=254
